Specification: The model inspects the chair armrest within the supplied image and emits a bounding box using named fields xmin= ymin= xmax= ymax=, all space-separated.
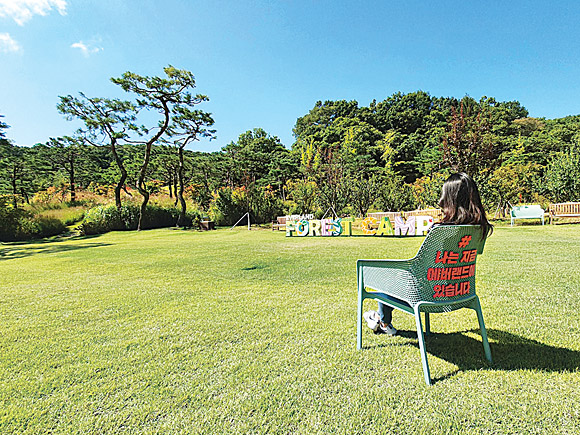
xmin=357 ymin=258 xmax=412 ymax=268
xmin=357 ymin=259 xmax=416 ymax=302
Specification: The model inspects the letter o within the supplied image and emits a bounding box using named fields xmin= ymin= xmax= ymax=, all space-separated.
xmin=296 ymin=220 xmax=309 ymax=237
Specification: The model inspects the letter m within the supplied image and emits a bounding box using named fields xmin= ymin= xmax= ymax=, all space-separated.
xmin=394 ymin=216 xmax=416 ymax=236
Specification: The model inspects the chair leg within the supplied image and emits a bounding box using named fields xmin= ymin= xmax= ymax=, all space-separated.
xmin=414 ymin=306 xmax=432 ymax=386
xmin=472 ymin=297 xmax=492 ymax=363
xmin=424 ymin=312 xmax=431 ymax=336
xmin=357 ymin=293 xmax=363 ymax=350
xmin=357 ymin=271 xmax=364 ymax=350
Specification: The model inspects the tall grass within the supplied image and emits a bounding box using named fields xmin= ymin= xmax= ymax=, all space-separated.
xmin=36 ymin=206 xmax=86 ymax=226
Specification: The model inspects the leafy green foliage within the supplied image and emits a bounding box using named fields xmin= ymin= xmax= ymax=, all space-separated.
xmin=412 ymin=173 xmax=447 ymax=209
xmin=5 ymin=90 xmax=580 ymax=228
xmin=77 ymin=203 xmax=197 ymax=235
xmin=285 ymin=179 xmax=317 ymax=215
xmin=0 ymin=196 xmax=66 ymax=241
xmin=222 ymin=128 xmax=296 ymax=193
xmin=209 ymin=184 xmax=283 ymax=226
xmin=374 ymin=172 xmax=417 ymax=212
xmin=543 ymin=143 xmax=580 ymax=202
xmin=209 ymin=187 xmax=244 ymax=226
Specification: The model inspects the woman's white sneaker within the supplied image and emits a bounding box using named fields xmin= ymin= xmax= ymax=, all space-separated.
xmin=363 ymin=311 xmax=380 ymax=332
xmin=378 ymin=322 xmax=397 ymax=336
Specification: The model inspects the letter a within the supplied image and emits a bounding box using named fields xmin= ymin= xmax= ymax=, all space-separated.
xmin=376 ymin=217 xmax=394 ymax=236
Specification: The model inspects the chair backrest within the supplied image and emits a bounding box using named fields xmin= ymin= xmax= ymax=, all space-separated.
xmin=367 ymin=211 xmax=402 ymax=222
xmin=409 ymin=225 xmax=486 ymax=309
xmin=511 ymin=205 xmax=544 ymax=217
xmin=404 ymin=208 xmax=444 ymax=221
xmin=550 ymin=202 xmax=580 ymax=216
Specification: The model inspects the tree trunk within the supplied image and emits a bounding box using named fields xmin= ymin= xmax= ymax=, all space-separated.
xmin=11 ymin=165 xmax=18 ymax=208
xmin=137 ymin=151 xmax=152 ymax=231
xmin=173 ymin=174 xmax=179 ymax=207
xmin=111 ymin=142 xmax=127 ymax=209
xmin=21 ymin=188 xmax=29 ymax=204
xmin=69 ymin=158 xmax=76 ymax=203
xmin=137 ymin=179 xmax=150 ymax=231
xmin=280 ymin=177 xmax=286 ymax=201
xmin=137 ymin=101 xmax=170 ymax=231
xmin=176 ymin=146 xmax=187 ymax=227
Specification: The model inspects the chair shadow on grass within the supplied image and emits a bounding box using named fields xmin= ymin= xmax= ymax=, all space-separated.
xmin=0 ymin=235 xmax=111 ymax=261
xmin=369 ymin=328 xmax=580 ymax=384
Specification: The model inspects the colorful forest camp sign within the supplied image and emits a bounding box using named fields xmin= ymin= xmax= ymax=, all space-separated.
xmin=286 ymin=216 xmax=434 ymax=237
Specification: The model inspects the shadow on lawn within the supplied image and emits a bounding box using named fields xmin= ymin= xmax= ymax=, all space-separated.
xmin=0 ymin=236 xmax=111 ymax=261
xmin=375 ymin=328 xmax=580 ymax=384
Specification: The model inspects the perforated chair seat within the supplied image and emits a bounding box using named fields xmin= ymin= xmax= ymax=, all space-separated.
xmin=356 ymin=224 xmax=492 ymax=385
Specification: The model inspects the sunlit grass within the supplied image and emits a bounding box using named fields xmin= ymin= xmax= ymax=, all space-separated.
xmin=36 ymin=206 xmax=86 ymax=226
xmin=1 ymin=225 xmax=579 ymax=433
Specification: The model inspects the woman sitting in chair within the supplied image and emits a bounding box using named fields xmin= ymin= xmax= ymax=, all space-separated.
xmin=363 ymin=172 xmax=493 ymax=335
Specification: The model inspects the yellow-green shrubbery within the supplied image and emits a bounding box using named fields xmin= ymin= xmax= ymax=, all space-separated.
xmin=78 ymin=203 xmax=201 ymax=235
xmin=0 ymin=196 xmax=66 ymax=242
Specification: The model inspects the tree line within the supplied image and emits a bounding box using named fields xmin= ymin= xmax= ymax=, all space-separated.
xmin=2 ymin=66 xmax=580 ymax=229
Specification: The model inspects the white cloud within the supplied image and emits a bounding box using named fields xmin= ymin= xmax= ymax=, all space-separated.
xmin=0 ymin=0 xmax=67 ymax=26
xmin=71 ymin=40 xmax=103 ymax=57
xmin=0 ymin=32 xmax=22 ymax=53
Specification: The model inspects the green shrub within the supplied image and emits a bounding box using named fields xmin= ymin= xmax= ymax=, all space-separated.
xmin=543 ymin=144 xmax=580 ymax=202
xmin=375 ymin=174 xmax=417 ymax=212
xmin=186 ymin=209 xmax=202 ymax=229
xmin=210 ymin=185 xmax=283 ymax=226
xmin=37 ymin=206 xmax=86 ymax=226
xmin=78 ymin=205 xmax=124 ymax=235
xmin=77 ymin=203 xmax=198 ymax=235
xmin=31 ymin=216 xmax=68 ymax=238
xmin=250 ymin=187 xmax=284 ymax=224
xmin=0 ymin=197 xmax=67 ymax=241
xmin=0 ymin=202 xmax=27 ymax=242
xmin=210 ymin=187 xmax=244 ymax=226
xmin=118 ymin=204 xmax=140 ymax=229
xmin=140 ymin=204 xmax=181 ymax=229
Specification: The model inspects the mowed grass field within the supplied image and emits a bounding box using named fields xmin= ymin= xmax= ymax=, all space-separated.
xmin=1 ymin=225 xmax=579 ymax=434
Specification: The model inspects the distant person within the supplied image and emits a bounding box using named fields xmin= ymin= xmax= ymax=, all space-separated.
xmin=363 ymin=172 xmax=493 ymax=335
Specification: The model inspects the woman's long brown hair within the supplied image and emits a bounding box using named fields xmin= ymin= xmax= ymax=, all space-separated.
xmin=438 ymin=172 xmax=493 ymax=237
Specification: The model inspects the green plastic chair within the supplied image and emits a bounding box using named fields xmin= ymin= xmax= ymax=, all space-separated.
xmin=356 ymin=224 xmax=492 ymax=385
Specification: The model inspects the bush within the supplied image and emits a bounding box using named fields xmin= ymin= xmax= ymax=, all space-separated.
xmin=78 ymin=205 xmax=126 ymax=235
xmin=186 ymin=208 xmax=203 ymax=229
xmin=375 ymin=174 xmax=417 ymax=212
xmin=210 ymin=185 xmax=284 ymax=226
xmin=250 ymin=186 xmax=284 ymax=224
xmin=411 ymin=173 xmax=445 ymax=210
xmin=77 ymin=203 xmax=196 ymax=235
xmin=285 ymin=180 xmax=318 ymax=215
xmin=0 ymin=197 xmax=67 ymax=241
xmin=37 ymin=207 xmax=86 ymax=226
xmin=140 ymin=204 xmax=181 ymax=229
xmin=543 ymin=144 xmax=580 ymax=202
xmin=209 ymin=187 xmax=248 ymax=226
xmin=31 ymin=216 xmax=68 ymax=239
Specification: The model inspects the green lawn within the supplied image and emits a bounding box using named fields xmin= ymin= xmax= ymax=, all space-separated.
xmin=1 ymin=226 xmax=579 ymax=434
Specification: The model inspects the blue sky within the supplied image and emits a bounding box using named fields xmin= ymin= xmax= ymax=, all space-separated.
xmin=1 ymin=0 xmax=580 ymax=151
